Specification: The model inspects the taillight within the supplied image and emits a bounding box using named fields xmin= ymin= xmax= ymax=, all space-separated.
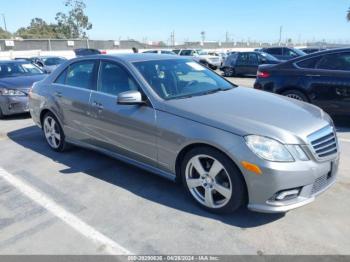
xmin=100 ymin=50 xmax=107 ymax=54
xmin=257 ymin=71 xmax=270 ymax=78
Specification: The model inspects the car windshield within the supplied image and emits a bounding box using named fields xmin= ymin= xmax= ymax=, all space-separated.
xmin=259 ymin=52 xmax=280 ymax=61
xmin=133 ymin=59 xmax=235 ymax=100
xmin=0 ymin=62 xmax=44 ymax=78
xmin=43 ymin=57 xmax=66 ymax=66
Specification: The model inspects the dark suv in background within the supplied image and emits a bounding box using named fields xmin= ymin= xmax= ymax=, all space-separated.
xmin=259 ymin=47 xmax=306 ymax=61
xmin=254 ymin=48 xmax=350 ymax=117
xmin=221 ymin=52 xmax=281 ymax=77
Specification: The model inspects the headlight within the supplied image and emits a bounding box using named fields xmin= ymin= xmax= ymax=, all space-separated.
xmin=245 ymin=135 xmax=294 ymax=162
xmin=0 ymin=88 xmax=26 ymax=96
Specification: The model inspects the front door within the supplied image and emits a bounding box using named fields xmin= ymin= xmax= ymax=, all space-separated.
xmin=89 ymin=60 xmax=158 ymax=167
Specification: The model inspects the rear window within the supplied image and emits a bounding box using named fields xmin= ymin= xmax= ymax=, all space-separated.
xmin=63 ymin=61 xmax=97 ymax=89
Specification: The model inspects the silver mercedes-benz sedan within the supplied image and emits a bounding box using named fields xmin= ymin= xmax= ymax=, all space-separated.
xmin=29 ymin=54 xmax=340 ymax=213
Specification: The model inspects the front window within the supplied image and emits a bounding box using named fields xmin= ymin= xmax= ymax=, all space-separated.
xmin=0 ymin=62 xmax=44 ymax=78
xmin=316 ymin=53 xmax=350 ymax=71
xmin=133 ymin=59 xmax=235 ymax=100
xmin=180 ymin=50 xmax=194 ymax=56
xmin=98 ymin=61 xmax=139 ymax=96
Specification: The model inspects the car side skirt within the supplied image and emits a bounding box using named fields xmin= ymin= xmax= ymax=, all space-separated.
xmin=66 ymin=138 xmax=177 ymax=182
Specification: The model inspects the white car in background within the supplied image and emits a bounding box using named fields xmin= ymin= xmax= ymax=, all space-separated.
xmin=208 ymin=51 xmax=228 ymax=65
xmin=176 ymin=49 xmax=221 ymax=70
xmin=31 ymin=56 xmax=67 ymax=74
xmin=143 ymin=50 xmax=177 ymax=55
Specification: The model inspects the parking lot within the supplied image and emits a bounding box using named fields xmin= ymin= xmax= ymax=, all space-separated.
xmin=0 ymin=75 xmax=349 ymax=255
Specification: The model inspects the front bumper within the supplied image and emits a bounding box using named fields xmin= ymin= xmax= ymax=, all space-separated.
xmin=208 ymin=61 xmax=221 ymax=68
xmin=247 ymin=157 xmax=339 ymax=213
xmin=229 ymin=140 xmax=340 ymax=213
xmin=0 ymin=96 xmax=29 ymax=116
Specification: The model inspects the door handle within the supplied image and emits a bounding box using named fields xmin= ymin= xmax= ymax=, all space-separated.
xmin=92 ymin=101 xmax=104 ymax=110
xmin=306 ymin=74 xmax=321 ymax=77
xmin=55 ymin=92 xmax=62 ymax=98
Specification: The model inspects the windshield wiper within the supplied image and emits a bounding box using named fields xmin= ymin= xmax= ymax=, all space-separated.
xmin=200 ymin=87 xmax=232 ymax=96
xmin=170 ymin=87 xmax=233 ymax=100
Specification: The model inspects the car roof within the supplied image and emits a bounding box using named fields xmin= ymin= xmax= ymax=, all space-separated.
xmin=271 ymin=47 xmax=350 ymax=68
xmin=71 ymin=53 xmax=188 ymax=63
xmin=291 ymin=47 xmax=350 ymax=61
xmin=0 ymin=60 xmax=31 ymax=64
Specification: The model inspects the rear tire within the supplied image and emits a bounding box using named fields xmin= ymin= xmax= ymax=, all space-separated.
xmin=42 ymin=112 xmax=67 ymax=152
xmin=224 ymin=67 xmax=235 ymax=77
xmin=0 ymin=108 xmax=3 ymax=119
xmin=282 ymin=90 xmax=308 ymax=102
xmin=181 ymin=146 xmax=247 ymax=214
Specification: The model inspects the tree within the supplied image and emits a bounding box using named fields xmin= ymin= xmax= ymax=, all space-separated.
xmin=347 ymin=8 xmax=350 ymax=21
xmin=0 ymin=27 xmax=11 ymax=39
xmin=15 ymin=18 xmax=61 ymax=39
xmin=55 ymin=0 xmax=92 ymax=39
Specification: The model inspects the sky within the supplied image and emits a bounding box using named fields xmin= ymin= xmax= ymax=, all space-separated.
xmin=1 ymin=0 xmax=350 ymax=43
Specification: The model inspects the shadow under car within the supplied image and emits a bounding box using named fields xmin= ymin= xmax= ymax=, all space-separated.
xmin=7 ymin=125 xmax=287 ymax=228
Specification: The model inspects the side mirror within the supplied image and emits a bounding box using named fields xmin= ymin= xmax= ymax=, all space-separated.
xmin=117 ymin=90 xmax=145 ymax=105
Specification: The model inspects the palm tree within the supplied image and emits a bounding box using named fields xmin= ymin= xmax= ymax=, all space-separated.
xmin=347 ymin=8 xmax=350 ymax=21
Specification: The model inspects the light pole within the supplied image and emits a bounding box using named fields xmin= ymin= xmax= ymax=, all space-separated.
xmin=278 ymin=26 xmax=283 ymax=46
xmin=1 ymin=13 xmax=7 ymax=31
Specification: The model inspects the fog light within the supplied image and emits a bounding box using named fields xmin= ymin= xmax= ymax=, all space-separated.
xmin=275 ymin=189 xmax=300 ymax=201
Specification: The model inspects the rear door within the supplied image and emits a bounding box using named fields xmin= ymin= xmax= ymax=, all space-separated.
xmin=235 ymin=53 xmax=249 ymax=74
xmin=88 ymin=60 xmax=158 ymax=167
xmin=235 ymin=53 xmax=259 ymax=75
xmin=52 ymin=59 xmax=99 ymax=142
xmin=310 ymin=52 xmax=350 ymax=116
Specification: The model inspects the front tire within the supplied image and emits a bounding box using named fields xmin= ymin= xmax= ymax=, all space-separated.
xmin=42 ymin=112 xmax=67 ymax=152
xmin=0 ymin=108 xmax=3 ymax=119
xmin=181 ymin=147 xmax=246 ymax=214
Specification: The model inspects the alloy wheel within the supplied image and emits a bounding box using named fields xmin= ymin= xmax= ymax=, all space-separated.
xmin=43 ymin=116 xmax=61 ymax=149
xmin=286 ymin=93 xmax=304 ymax=101
xmin=185 ymin=155 xmax=232 ymax=209
xmin=224 ymin=68 xmax=233 ymax=77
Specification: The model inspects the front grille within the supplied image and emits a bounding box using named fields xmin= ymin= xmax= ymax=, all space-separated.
xmin=308 ymin=125 xmax=338 ymax=161
xmin=311 ymin=174 xmax=333 ymax=195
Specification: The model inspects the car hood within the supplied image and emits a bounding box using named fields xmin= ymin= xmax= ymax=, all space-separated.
xmin=0 ymin=74 xmax=46 ymax=92
xmin=157 ymin=87 xmax=331 ymax=144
